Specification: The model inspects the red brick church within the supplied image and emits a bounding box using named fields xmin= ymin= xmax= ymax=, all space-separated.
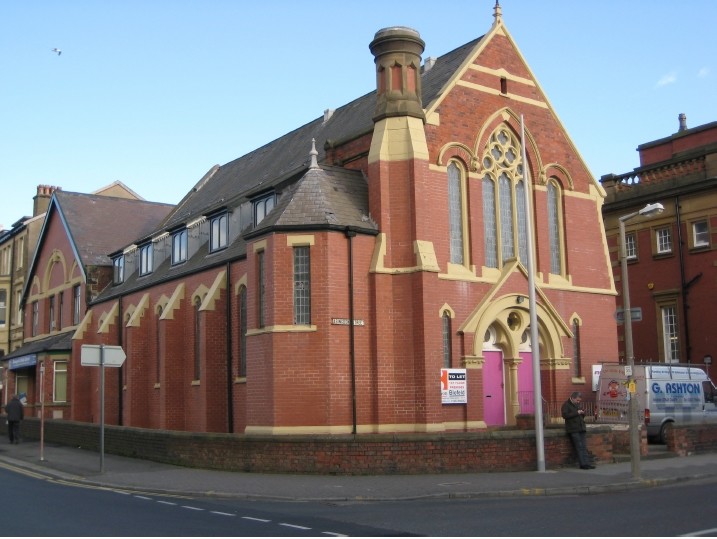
xmin=12 ymin=4 xmax=618 ymax=435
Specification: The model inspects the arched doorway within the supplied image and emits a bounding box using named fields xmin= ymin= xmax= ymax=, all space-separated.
xmin=459 ymin=286 xmax=571 ymax=427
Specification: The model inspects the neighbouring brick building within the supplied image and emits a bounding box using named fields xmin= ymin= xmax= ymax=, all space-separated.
xmin=0 ymin=186 xmax=60 ymax=404
xmin=9 ymin=6 xmax=619 ymax=437
xmin=602 ymin=115 xmax=717 ymax=379
xmin=1 ymin=184 xmax=172 ymax=417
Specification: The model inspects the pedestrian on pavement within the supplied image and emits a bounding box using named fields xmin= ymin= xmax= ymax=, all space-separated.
xmin=5 ymin=394 xmax=24 ymax=444
xmin=561 ymin=391 xmax=594 ymax=469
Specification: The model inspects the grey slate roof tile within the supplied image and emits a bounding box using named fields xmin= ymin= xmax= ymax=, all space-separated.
xmin=55 ymin=191 xmax=173 ymax=267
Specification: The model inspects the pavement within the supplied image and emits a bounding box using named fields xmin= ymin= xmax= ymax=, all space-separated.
xmin=0 ymin=438 xmax=716 ymax=501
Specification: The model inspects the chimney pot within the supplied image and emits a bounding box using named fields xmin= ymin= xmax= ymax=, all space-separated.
xmin=678 ymin=113 xmax=688 ymax=132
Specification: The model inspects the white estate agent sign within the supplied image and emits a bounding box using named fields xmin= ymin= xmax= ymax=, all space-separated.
xmin=441 ymin=368 xmax=467 ymax=404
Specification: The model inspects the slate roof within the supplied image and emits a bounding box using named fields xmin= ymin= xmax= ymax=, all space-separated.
xmin=1 ymin=330 xmax=73 ymax=361
xmin=53 ymin=191 xmax=174 ymax=267
xmin=157 ymin=35 xmax=484 ymax=235
xmin=251 ymin=165 xmax=374 ymax=234
xmin=93 ymin=32 xmax=486 ymax=302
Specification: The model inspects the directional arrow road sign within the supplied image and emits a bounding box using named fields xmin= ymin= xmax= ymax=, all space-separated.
xmin=80 ymin=345 xmax=126 ymax=367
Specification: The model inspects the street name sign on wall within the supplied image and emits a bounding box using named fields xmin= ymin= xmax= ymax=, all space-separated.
xmin=81 ymin=345 xmax=126 ymax=367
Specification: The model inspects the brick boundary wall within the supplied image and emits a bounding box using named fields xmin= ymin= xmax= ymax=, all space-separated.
xmin=0 ymin=417 xmax=620 ymax=474
xmin=666 ymin=424 xmax=717 ymax=456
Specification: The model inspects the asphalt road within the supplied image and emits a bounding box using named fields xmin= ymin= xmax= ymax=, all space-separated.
xmin=2 ymin=464 xmax=717 ymax=537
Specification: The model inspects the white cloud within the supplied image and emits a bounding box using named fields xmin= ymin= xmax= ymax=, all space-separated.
xmin=698 ymin=67 xmax=711 ymax=78
xmin=655 ymin=71 xmax=677 ymax=87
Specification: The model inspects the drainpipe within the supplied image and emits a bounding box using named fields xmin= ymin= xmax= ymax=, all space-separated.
xmin=675 ymin=197 xmax=700 ymax=363
xmin=346 ymin=228 xmax=357 ymax=434
xmin=225 ymin=262 xmax=234 ymax=433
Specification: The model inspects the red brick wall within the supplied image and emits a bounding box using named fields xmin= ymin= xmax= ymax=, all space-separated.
xmin=6 ymin=417 xmax=627 ymax=474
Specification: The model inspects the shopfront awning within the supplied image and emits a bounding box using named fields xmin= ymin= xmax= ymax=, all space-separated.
xmin=1 ymin=331 xmax=73 ymax=369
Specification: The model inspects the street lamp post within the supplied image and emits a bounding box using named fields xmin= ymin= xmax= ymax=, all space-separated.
xmin=619 ymin=202 xmax=664 ymax=480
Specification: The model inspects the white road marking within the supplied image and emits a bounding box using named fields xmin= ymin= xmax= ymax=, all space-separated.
xmin=242 ymin=516 xmax=271 ymax=523
xmin=280 ymin=522 xmax=312 ymax=530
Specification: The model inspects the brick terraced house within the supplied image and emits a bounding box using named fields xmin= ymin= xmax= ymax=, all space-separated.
xmin=11 ymin=6 xmax=619 ymax=436
xmin=602 ymin=115 xmax=717 ymax=376
xmin=1 ymin=185 xmax=172 ymax=418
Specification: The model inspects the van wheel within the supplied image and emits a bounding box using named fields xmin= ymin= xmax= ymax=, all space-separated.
xmin=659 ymin=422 xmax=673 ymax=444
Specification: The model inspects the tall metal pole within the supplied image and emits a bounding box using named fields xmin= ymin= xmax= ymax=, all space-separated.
xmin=40 ymin=361 xmax=45 ymax=461
xmin=521 ymin=116 xmax=545 ymax=472
xmin=619 ymin=215 xmax=641 ymax=480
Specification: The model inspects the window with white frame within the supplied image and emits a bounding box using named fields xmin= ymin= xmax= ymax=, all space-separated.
xmin=172 ymin=229 xmax=188 ymax=264
xmin=139 ymin=244 xmax=153 ymax=276
xmin=447 ymin=161 xmax=466 ymax=265
xmin=53 ymin=360 xmax=68 ymax=402
xmin=625 ymin=232 xmax=637 ymax=260
xmin=210 ymin=213 xmax=228 ymax=252
xmin=661 ymin=305 xmax=680 ymax=363
xmin=113 ymin=255 xmax=124 ymax=284
xmin=481 ymin=126 xmax=528 ymax=268
xmin=293 ymin=246 xmax=311 ymax=325
xmin=656 ymin=227 xmax=672 ymax=254
xmin=693 ymin=220 xmax=710 ymax=248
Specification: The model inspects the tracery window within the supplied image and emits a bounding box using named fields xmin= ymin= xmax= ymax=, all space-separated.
xmin=481 ymin=127 xmax=528 ymax=268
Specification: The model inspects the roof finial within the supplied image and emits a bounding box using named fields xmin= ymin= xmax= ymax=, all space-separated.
xmin=309 ymin=138 xmax=319 ymax=169
xmin=493 ymin=0 xmax=502 ymax=24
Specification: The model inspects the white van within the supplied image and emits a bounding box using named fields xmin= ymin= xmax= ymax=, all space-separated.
xmin=596 ymin=363 xmax=717 ymax=442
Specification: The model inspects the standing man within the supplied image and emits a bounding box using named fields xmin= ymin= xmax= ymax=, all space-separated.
xmin=5 ymin=394 xmax=24 ymax=444
xmin=561 ymin=391 xmax=594 ymax=469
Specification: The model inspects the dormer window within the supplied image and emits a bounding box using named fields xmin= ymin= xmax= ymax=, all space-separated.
xmin=139 ymin=243 xmax=153 ymax=276
xmin=172 ymin=229 xmax=188 ymax=264
xmin=254 ymin=194 xmax=276 ymax=227
xmin=210 ymin=213 xmax=228 ymax=252
xmin=113 ymin=255 xmax=125 ymax=284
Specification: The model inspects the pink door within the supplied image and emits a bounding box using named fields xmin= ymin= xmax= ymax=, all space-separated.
xmin=518 ymin=351 xmax=535 ymax=414
xmin=483 ymin=351 xmax=505 ymax=425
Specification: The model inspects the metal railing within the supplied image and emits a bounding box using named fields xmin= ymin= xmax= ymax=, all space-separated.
xmin=518 ymin=391 xmax=596 ymax=425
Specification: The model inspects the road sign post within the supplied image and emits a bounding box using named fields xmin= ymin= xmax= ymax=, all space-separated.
xmin=80 ymin=344 xmax=126 ymax=472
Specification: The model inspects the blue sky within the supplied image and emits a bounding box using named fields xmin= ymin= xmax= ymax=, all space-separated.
xmin=1 ymin=0 xmax=715 ymax=228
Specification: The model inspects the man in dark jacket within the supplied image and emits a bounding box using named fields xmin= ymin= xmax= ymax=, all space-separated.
xmin=5 ymin=394 xmax=24 ymax=444
xmin=561 ymin=391 xmax=594 ymax=469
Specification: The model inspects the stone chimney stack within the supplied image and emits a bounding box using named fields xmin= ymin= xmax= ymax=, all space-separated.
xmin=678 ymin=113 xmax=688 ymax=132
xmin=33 ymin=185 xmax=60 ymax=216
xmin=369 ymin=26 xmax=425 ymax=123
